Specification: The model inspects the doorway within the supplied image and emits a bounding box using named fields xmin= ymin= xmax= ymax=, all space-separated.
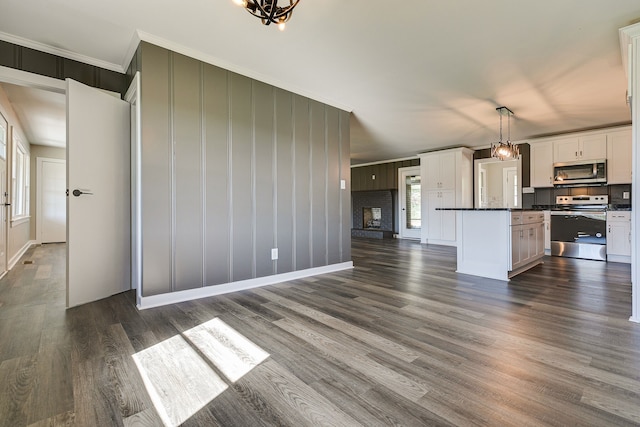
xmin=37 ymin=157 xmax=66 ymax=243
xmin=399 ymin=166 xmax=421 ymax=239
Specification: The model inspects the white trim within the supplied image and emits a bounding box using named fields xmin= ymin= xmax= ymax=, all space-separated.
xmin=10 ymin=216 xmax=30 ymax=227
xmin=137 ymin=261 xmax=354 ymax=310
xmin=398 ymin=166 xmax=421 ymax=240
xmin=8 ymin=239 xmax=35 ymax=270
xmin=125 ymin=72 xmax=142 ymax=301
xmin=0 ymin=66 xmax=65 ymax=93
xmin=0 ymin=31 xmax=124 ymax=73
xmin=135 ymin=30 xmax=353 ymax=113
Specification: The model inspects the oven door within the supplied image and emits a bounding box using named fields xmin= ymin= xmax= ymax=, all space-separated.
xmin=550 ymin=210 xmax=606 ymax=260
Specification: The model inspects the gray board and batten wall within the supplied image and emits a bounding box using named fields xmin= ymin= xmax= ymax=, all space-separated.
xmin=138 ymin=42 xmax=351 ymax=298
xmin=0 ymin=38 xmax=352 ymax=301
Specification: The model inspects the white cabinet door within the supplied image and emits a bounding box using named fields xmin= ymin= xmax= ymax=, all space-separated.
xmin=511 ymin=226 xmax=523 ymax=270
xmin=535 ymin=222 xmax=545 ymax=258
xmin=423 ymin=154 xmax=442 ymax=190
xmin=607 ymin=129 xmax=632 ymax=184
xmin=439 ymin=151 xmax=456 ymax=189
xmin=531 ymin=141 xmax=554 ymax=187
xmin=554 ymin=137 xmax=581 ymax=162
xmin=553 ymin=134 xmax=606 ymax=162
xmin=543 ymin=211 xmax=551 ymax=252
xmin=580 ymin=134 xmax=607 ymax=160
xmin=426 ymin=190 xmax=441 ymax=239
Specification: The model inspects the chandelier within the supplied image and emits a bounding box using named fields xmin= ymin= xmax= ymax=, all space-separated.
xmin=491 ymin=106 xmax=519 ymax=161
xmin=233 ymin=0 xmax=300 ymax=31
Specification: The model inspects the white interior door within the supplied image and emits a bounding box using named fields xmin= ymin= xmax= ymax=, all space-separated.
xmin=66 ymin=79 xmax=130 ymax=308
xmin=503 ymin=167 xmax=519 ymax=208
xmin=38 ymin=158 xmax=66 ymax=243
xmin=399 ymin=167 xmax=421 ymax=239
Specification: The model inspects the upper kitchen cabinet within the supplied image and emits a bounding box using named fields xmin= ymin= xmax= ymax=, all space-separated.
xmin=607 ymin=128 xmax=632 ymax=184
xmin=553 ymin=134 xmax=607 ymax=163
xmin=422 ymin=150 xmax=457 ymax=190
xmin=530 ymin=139 xmax=554 ymax=188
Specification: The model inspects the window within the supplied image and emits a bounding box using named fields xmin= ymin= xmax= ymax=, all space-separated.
xmin=12 ymin=135 xmax=29 ymax=220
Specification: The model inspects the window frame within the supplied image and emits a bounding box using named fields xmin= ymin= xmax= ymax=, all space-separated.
xmin=11 ymin=133 xmax=30 ymax=223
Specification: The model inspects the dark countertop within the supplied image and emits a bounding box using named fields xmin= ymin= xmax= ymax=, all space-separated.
xmin=436 ymin=208 xmax=541 ymax=211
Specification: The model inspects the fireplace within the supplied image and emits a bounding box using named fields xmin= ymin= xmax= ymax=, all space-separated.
xmin=351 ymin=190 xmax=394 ymax=239
xmin=363 ymin=207 xmax=382 ymax=229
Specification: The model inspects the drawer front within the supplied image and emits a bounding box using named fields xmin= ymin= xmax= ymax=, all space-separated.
xmin=511 ymin=212 xmax=523 ymax=225
xmin=607 ymin=212 xmax=631 ymax=222
xmin=523 ymin=212 xmax=544 ymax=224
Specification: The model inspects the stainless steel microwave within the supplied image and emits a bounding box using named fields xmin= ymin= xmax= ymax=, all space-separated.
xmin=553 ymin=159 xmax=606 ymax=186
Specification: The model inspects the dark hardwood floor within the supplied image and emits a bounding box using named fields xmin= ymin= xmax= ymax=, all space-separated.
xmin=1 ymin=239 xmax=639 ymax=426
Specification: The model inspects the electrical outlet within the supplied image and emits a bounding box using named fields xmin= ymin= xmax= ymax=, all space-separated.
xmin=623 ymin=191 xmax=630 ymax=199
xmin=271 ymin=248 xmax=278 ymax=260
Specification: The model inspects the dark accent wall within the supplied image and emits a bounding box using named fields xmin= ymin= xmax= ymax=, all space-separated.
xmin=139 ymin=42 xmax=351 ymax=297
xmin=0 ymin=40 xmax=127 ymax=95
xmin=351 ymin=159 xmax=420 ymax=191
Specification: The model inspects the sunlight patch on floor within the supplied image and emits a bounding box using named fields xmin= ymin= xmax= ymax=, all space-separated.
xmin=183 ymin=318 xmax=270 ymax=382
xmin=133 ymin=317 xmax=270 ymax=427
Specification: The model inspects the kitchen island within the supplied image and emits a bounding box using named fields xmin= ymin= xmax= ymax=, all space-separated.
xmin=440 ymin=208 xmax=545 ymax=281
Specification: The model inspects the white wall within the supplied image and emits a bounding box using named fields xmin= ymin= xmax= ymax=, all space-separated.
xmin=0 ymin=85 xmax=33 ymax=265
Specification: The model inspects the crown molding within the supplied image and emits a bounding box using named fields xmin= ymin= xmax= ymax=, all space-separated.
xmin=136 ymin=30 xmax=354 ymax=113
xmin=0 ymin=31 xmax=124 ymax=73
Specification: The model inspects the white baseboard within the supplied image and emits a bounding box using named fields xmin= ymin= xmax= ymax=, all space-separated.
xmin=8 ymin=240 xmax=36 ymax=270
xmin=137 ymin=261 xmax=354 ymax=310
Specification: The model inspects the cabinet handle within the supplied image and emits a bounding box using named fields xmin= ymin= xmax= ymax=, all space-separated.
xmin=575 ymin=151 xmax=578 ymax=157
xmin=580 ymin=150 xmax=582 ymax=156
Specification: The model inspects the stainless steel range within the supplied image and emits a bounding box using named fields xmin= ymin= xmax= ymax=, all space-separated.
xmin=550 ymin=195 xmax=608 ymax=261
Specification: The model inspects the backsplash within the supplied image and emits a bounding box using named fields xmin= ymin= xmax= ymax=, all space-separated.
xmin=524 ymin=184 xmax=631 ymax=208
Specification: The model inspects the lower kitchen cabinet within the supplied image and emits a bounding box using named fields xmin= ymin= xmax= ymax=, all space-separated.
xmin=510 ymin=212 xmax=545 ymax=272
xmin=607 ymin=211 xmax=631 ymax=263
xmin=425 ymin=190 xmax=456 ymax=245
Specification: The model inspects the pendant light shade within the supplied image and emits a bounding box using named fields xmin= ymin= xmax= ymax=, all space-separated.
xmin=233 ymin=0 xmax=300 ymax=30
xmin=491 ymin=106 xmax=519 ymax=161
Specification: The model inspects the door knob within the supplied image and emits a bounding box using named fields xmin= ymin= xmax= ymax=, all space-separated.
xmin=72 ymin=189 xmax=93 ymax=197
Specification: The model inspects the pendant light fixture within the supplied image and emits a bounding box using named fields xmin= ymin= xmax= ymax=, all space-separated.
xmin=232 ymin=0 xmax=300 ymax=31
xmin=491 ymin=106 xmax=519 ymax=161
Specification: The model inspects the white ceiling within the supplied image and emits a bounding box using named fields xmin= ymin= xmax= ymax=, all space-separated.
xmin=1 ymin=1 xmax=639 ymax=162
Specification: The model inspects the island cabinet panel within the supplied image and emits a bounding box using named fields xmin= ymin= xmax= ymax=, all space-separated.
xmin=456 ymin=210 xmax=544 ymax=281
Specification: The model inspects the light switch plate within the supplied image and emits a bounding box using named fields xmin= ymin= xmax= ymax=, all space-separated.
xmin=271 ymin=248 xmax=278 ymax=260
xmin=623 ymin=191 xmax=630 ymax=199
xmin=340 ymin=179 xmax=346 ymax=189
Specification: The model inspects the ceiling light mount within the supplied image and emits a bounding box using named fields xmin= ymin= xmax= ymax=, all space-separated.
xmin=233 ymin=0 xmax=300 ymax=31
xmin=491 ymin=106 xmax=519 ymax=161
